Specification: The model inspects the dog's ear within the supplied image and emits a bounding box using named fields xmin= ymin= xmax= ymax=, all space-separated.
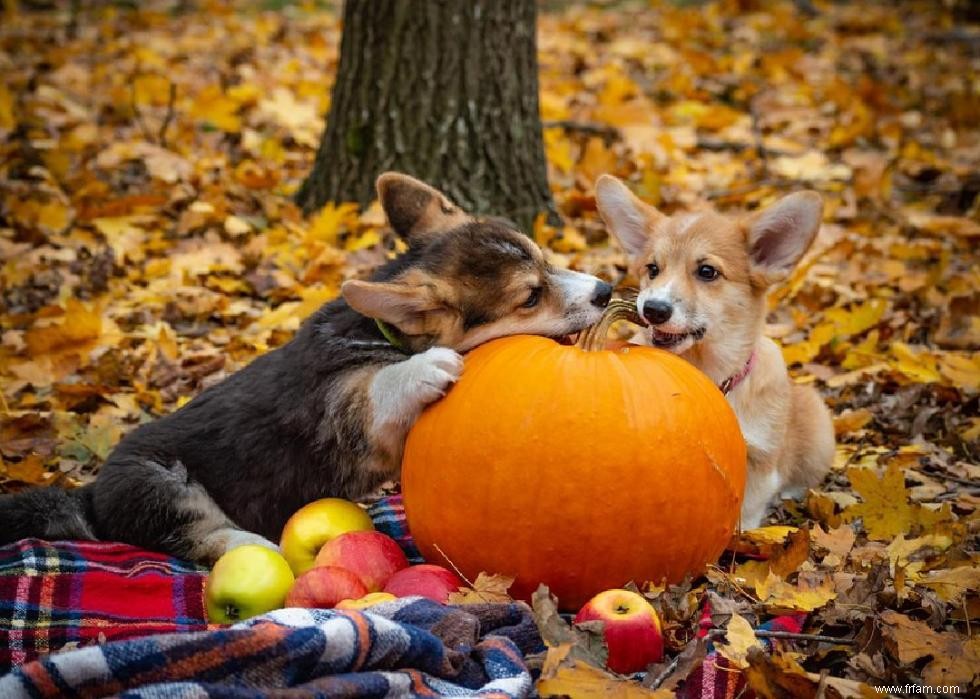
xmin=376 ymin=172 xmax=470 ymax=244
xmin=744 ymin=191 xmax=822 ymax=285
xmin=342 ymin=279 xmax=450 ymax=335
xmin=595 ymin=175 xmax=663 ymax=258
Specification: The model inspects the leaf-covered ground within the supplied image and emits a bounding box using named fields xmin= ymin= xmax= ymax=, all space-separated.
xmin=1 ymin=0 xmax=978 ymax=695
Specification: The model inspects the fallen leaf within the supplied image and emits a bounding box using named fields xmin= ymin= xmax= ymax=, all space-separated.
xmin=716 ymin=612 xmax=762 ymax=668
xmin=538 ymin=660 xmax=672 ymax=697
xmin=447 ymin=572 xmax=515 ymax=605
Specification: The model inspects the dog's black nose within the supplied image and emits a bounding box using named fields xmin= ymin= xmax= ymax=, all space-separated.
xmin=591 ymin=281 xmax=613 ymax=308
xmin=643 ymin=299 xmax=673 ymax=325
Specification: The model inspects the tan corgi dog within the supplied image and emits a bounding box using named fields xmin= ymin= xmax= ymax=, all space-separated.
xmin=595 ymin=175 xmax=834 ymax=529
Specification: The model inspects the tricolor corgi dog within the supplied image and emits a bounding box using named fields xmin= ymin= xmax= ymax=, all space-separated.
xmin=0 ymin=173 xmax=613 ymax=563
xmin=595 ymin=175 xmax=833 ymax=529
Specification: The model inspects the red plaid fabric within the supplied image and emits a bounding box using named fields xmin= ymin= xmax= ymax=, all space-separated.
xmin=678 ymin=609 xmax=807 ymax=699
xmin=0 ymin=538 xmax=210 ymax=671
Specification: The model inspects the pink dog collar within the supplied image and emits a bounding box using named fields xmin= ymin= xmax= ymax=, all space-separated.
xmin=719 ymin=350 xmax=757 ymax=395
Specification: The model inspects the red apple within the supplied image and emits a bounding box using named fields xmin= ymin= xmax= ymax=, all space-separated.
xmin=314 ymin=531 xmax=408 ymax=591
xmin=285 ymin=566 xmax=368 ymax=609
xmin=382 ymin=564 xmax=464 ymax=603
xmin=574 ymin=589 xmax=664 ymax=674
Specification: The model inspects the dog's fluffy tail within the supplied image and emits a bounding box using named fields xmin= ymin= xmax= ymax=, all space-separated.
xmin=0 ymin=485 xmax=97 ymax=545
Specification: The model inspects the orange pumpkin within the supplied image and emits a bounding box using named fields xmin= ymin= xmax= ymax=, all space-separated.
xmin=401 ymin=330 xmax=747 ymax=610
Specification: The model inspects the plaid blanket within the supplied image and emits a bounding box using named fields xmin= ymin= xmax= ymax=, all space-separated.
xmin=0 ymin=496 xmax=415 ymax=672
xmin=678 ymin=607 xmax=807 ymax=699
xmin=0 ymin=599 xmax=538 ymax=698
xmin=1 ymin=493 xmax=805 ymax=697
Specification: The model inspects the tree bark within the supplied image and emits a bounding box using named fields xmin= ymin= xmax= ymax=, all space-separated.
xmin=296 ymin=0 xmax=558 ymax=233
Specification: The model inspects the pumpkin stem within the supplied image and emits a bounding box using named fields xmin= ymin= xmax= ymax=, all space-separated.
xmin=575 ymin=295 xmax=645 ymax=351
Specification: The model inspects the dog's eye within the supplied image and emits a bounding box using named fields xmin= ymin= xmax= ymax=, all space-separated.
xmin=521 ymin=286 xmax=542 ymax=308
xmin=646 ymin=263 xmax=660 ymax=279
xmin=697 ymin=264 xmax=719 ymax=281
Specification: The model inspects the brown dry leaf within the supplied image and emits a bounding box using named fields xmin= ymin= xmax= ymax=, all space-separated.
xmin=746 ymin=648 xmax=878 ymax=699
xmin=811 ymin=524 xmax=856 ymax=560
xmin=880 ymin=610 xmax=980 ymax=687
xmin=884 ymin=534 xmax=952 ymax=577
xmin=447 ymin=572 xmax=515 ymax=605
xmin=734 ymin=527 xmax=810 ymax=592
xmin=2 ymin=454 xmax=51 ymax=485
xmin=833 ymin=409 xmax=873 ymax=436
xmin=912 ymin=565 xmax=980 ymax=604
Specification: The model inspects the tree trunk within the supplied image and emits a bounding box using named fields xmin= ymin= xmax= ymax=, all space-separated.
xmin=296 ymin=0 xmax=558 ymax=233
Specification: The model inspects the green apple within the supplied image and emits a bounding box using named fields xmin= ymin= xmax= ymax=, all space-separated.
xmin=205 ymin=544 xmax=295 ymax=623
xmin=280 ymin=498 xmax=374 ymax=576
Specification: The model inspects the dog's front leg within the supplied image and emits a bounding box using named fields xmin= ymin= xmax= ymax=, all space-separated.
xmin=367 ymin=347 xmax=464 ymax=464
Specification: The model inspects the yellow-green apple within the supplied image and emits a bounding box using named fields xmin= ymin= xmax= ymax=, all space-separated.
xmin=279 ymin=498 xmax=374 ymax=576
xmin=314 ymin=531 xmax=408 ymax=591
xmin=573 ymin=589 xmax=664 ymax=674
xmin=285 ymin=565 xmax=368 ymax=608
xmin=382 ymin=564 xmax=464 ymax=603
xmin=335 ymin=591 xmax=397 ymax=610
xmin=205 ymin=544 xmax=295 ymax=623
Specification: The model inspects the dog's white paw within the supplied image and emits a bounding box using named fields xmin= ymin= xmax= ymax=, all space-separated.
xmin=223 ymin=530 xmax=280 ymax=555
xmin=370 ymin=347 xmax=463 ymax=427
xmin=404 ymin=347 xmax=464 ymax=403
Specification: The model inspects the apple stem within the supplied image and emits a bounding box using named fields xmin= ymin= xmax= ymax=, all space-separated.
xmin=575 ymin=296 xmax=645 ymax=351
xmin=226 ymin=605 xmax=240 ymax=621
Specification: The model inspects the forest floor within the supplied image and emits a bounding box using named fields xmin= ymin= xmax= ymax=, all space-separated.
xmin=0 ymin=0 xmax=978 ymax=695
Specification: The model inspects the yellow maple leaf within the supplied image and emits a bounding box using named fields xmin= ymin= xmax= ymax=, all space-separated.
xmin=253 ymin=284 xmax=339 ymax=332
xmin=890 ymin=342 xmax=942 ymax=384
xmin=938 ymin=352 xmax=980 ymax=391
xmin=841 ymin=330 xmax=880 ymax=370
xmin=93 ymin=216 xmax=150 ymax=264
xmin=25 ymin=299 xmax=102 ymax=357
xmin=740 ymin=526 xmax=799 ymax=546
xmin=189 ymin=85 xmax=241 ymax=133
xmin=549 ymin=226 xmax=587 ymax=253
xmin=716 ymin=613 xmax=762 ymax=668
xmin=306 ymin=202 xmax=360 ymax=246
xmin=734 ymin=527 xmax=810 ymax=592
xmin=537 ymin=660 xmax=671 ymax=697
xmin=843 ymin=462 xmax=953 ymax=540
xmin=578 ymin=137 xmax=617 ymax=184
xmin=756 ymin=572 xmax=837 ymax=612
xmin=544 ymin=128 xmax=574 ymax=174
xmin=885 ymin=534 xmax=952 ymax=577
xmin=345 ymin=229 xmax=381 ymax=252
xmin=5 ymin=196 xmax=73 ymax=236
